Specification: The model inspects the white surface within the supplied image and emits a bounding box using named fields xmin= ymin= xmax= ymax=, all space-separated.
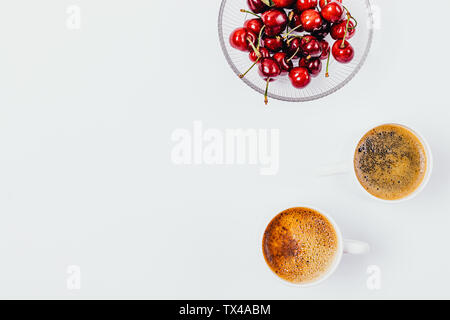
xmin=0 ymin=0 xmax=449 ymax=299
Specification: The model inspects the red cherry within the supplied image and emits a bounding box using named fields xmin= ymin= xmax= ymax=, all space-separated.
xmin=273 ymin=52 xmax=294 ymax=73
xmin=259 ymin=57 xmax=282 ymax=105
xmin=265 ymin=25 xmax=284 ymax=37
xmin=272 ymin=0 xmax=296 ymax=8
xmin=289 ymin=67 xmax=311 ymax=88
xmin=263 ymin=36 xmax=285 ymax=52
xmin=299 ymin=57 xmax=322 ymax=77
xmin=319 ymin=40 xmax=330 ymax=60
xmin=332 ymin=40 xmax=354 ymax=63
xmin=247 ymin=0 xmax=269 ymax=13
xmin=262 ymin=9 xmax=288 ymax=30
xmin=330 ymin=19 xmax=356 ymax=40
xmin=296 ymin=0 xmax=318 ymax=11
xmin=258 ymin=57 xmax=282 ymax=79
xmin=322 ymin=1 xmax=345 ymax=23
xmin=249 ymin=47 xmax=270 ymax=62
xmin=319 ymin=0 xmax=341 ymax=9
xmin=229 ymin=28 xmax=257 ymax=52
xmin=300 ymin=9 xmax=323 ymax=32
xmin=244 ymin=19 xmax=264 ymax=35
xmin=300 ymin=35 xmax=322 ymax=58
xmin=286 ymin=37 xmax=303 ymax=59
xmin=311 ymin=20 xmax=331 ymax=39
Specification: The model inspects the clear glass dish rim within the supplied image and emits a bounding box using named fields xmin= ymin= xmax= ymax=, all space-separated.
xmin=218 ymin=0 xmax=375 ymax=103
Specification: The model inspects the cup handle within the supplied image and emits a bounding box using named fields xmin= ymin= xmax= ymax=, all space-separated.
xmin=316 ymin=162 xmax=352 ymax=177
xmin=343 ymin=239 xmax=370 ymax=255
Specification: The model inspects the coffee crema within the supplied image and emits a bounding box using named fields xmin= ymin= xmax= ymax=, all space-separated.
xmin=262 ymin=208 xmax=339 ymax=284
xmin=354 ymin=124 xmax=427 ymax=201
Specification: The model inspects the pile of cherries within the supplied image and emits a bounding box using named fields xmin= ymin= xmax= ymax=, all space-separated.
xmin=229 ymin=0 xmax=357 ymax=104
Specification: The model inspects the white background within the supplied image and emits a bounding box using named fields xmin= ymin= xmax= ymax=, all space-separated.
xmin=0 ymin=0 xmax=448 ymax=299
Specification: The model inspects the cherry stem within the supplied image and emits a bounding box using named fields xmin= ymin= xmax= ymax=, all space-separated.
xmin=239 ymin=57 xmax=261 ymax=79
xmin=325 ymin=48 xmax=331 ymax=77
xmin=257 ymin=25 xmax=265 ymax=50
xmin=287 ymin=47 xmax=300 ymax=62
xmin=341 ymin=12 xmax=351 ymax=48
xmin=247 ymin=37 xmax=261 ymax=57
xmin=283 ymin=24 xmax=303 ymax=39
xmin=240 ymin=9 xmax=261 ymax=19
xmin=264 ymin=78 xmax=270 ymax=105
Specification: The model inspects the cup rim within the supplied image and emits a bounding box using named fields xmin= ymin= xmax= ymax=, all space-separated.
xmin=260 ymin=205 xmax=344 ymax=288
xmin=352 ymin=123 xmax=433 ymax=203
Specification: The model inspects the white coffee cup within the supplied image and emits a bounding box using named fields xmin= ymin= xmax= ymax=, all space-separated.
xmin=261 ymin=206 xmax=370 ymax=288
xmin=317 ymin=123 xmax=433 ymax=203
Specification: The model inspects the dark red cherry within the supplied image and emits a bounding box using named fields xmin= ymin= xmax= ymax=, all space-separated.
xmin=229 ymin=28 xmax=257 ymax=52
xmin=332 ymin=40 xmax=354 ymax=63
xmin=311 ymin=21 xmax=331 ymax=39
xmin=319 ymin=40 xmax=330 ymax=60
xmin=249 ymin=47 xmax=270 ymax=62
xmin=244 ymin=19 xmax=264 ymax=35
xmin=299 ymin=57 xmax=322 ymax=77
xmin=300 ymin=35 xmax=322 ymax=58
xmin=273 ymin=52 xmax=294 ymax=73
xmin=265 ymin=25 xmax=284 ymax=37
xmin=259 ymin=57 xmax=282 ymax=105
xmin=272 ymin=0 xmax=296 ymax=8
xmin=286 ymin=37 xmax=303 ymax=59
xmin=300 ymin=9 xmax=323 ymax=32
xmin=319 ymin=0 xmax=341 ymax=9
xmin=296 ymin=0 xmax=318 ymax=11
xmin=289 ymin=67 xmax=311 ymax=88
xmin=322 ymin=1 xmax=345 ymax=23
xmin=288 ymin=11 xmax=304 ymax=32
xmin=258 ymin=57 xmax=282 ymax=79
xmin=330 ymin=19 xmax=356 ymax=40
xmin=262 ymin=9 xmax=288 ymax=30
xmin=247 ymin=0 xmax=269 ymax=13
xmin=263 ymin=36 xmax=285 ymax=52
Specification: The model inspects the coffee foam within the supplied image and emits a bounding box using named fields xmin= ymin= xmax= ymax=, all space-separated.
xmin=262 ymin=208 xmax=339 ymax=284
xmin=354 ymin=124 xmax=427 ymax=201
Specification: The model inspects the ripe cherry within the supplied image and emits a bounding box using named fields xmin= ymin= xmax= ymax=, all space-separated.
xmin=286 ymin=37 xmax=303 ymax=59
xmin=247 ymin=0 xmax=269 ymax=13
xmin=300 ymin=9 xmax=323 ymax=32
xmin=300 ymin=35 xmax=322 ymax=58
xmin=319 ymin=40 xmax=330 ymax=60
xmin=332 ymin=40 xmax=354 ymax=63
xmin=331 ymin=19 xmax=356 ymax=40
xmin=265 ymin=25 xmax=284 ymax=37
xmin=263 ymin=36 xmax=285 ymax=52
xmin=289 ymin=67 xmax=311 ymax=88
xmin=262 ymin=9 xmax=288 ymax=30
xmin=319 ymin=0 xmax=341 ymax=9
xmin=299 ymin=57 xmax=322 ymax=77
xmin=272 ymin=0 xmax=296 ymax=8
xmin=229 ymin=28 xmax=257 ymax=52
xmin=312 ymin=20 xmax=331 ymax=39
xmin=258 ymin=58 xmax=282 ymax=105
xmin=244 ymin=19 xmax=264 ymax=35
xmin=250 ymin=47 xmax=270 ymax=62
xmin=273 ymin=52 xmax=294 ymax=74
xmin=322 ymin=1 xmax=345 ymax=23
xmin=296 ymin=0 xmax=318 ymax=11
